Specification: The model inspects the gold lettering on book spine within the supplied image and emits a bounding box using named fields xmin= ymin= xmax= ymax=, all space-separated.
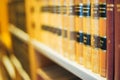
xmin=107 ymin=4 xmax=114 ymax=11
xmin=117 ymin=4 xmax=120 ymax=12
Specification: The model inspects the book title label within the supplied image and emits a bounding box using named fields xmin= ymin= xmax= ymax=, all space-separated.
xmin=99 ymin=4 xmax=106 ymax=18
xmin=83 ymin=4 xmax=91 ymax=17
xmin=100 ymin=37 xmax=106 ymax=50
xmin=93 ymin=4 xmax=99 ymax=18
xmin=74 ymin=4 xmax=83 ymax=17
xmin=83 ymin=33 xmax=91 ymax=45
xmin=76 ymin=32 xmax=83 ymax=43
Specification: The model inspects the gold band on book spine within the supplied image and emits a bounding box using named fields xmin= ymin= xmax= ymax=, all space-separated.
xmin=117 ymin=4 xmax=120 ymax=11
xmin=107 ymin=4 xmax=114 ymax=11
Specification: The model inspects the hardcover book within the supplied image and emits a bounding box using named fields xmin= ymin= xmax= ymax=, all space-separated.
xmin=83 ymin=0 xmax=91 ymax=69
xmin=115 ymin=0 xmax=120 ymax=79
xmin=91 ymin=0 xmax=100 ymax=73
xmin=67 ymin=0 xmax=76 ymax=61
xmin=74 ymin=0 xmax=83 ymax=64
xmin=106 ymin=0 xmax=114 ymax=79
xmin=99 ymin=0 xmax=107 ymax=77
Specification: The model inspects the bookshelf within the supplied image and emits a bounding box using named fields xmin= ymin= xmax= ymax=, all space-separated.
xmin=36 ymin=64 xmax=80 ymax=80
xmin=9 ymin=24 xmax=106 ymax=80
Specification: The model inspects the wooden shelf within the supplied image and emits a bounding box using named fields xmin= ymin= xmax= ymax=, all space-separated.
xmin=37 ymin=64 xmax=80 ymax=80
xmin=9 ymin=24 xmax=30 ymax=43
xmin=9 ymin=25 xmax=106 ymax=80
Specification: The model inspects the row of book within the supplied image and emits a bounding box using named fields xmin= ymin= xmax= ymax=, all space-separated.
xmin=8 ymin=0 xmax=27 ymax=32
xmin=7 ymin=0 xmax=120 ymax=80
xmin=39 ymin=0 xmax=107 ymax=78
xmin=38 ymin=0 xmax=119 ymax=80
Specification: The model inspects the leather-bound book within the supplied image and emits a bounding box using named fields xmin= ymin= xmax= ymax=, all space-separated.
xmin=106 ymin=0 xmax=114 ymax=80
xmin=114 ymin=0 xmax=120 ymax=79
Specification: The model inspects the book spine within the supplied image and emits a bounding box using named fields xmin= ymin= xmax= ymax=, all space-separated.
xmin=83 ymin=0 xmax=91 ymax=69
xmin=91 ymin=0 xmax=100 ymax=73
xmin=57 ymin=0 xmax=62 ymax=54
xmin=39 ymin=0 xmax=44 ymax=43
xmin=99 ymin=0 xmax=107 ymax=77
xmin=115 ymin=0 xmax=120 ymax=79
xmin=41 ymin=0 xmax=49 ymax=45
xmin=61 ymin=0 xmax=65 ymax=56
xmin=67 ymin=0 xmax=76 ymax=60
xmin=53 ymin=0 xmax=58 ymax=51
xmin=49 ymin=0 xmax=55 ymax=48
xmin=106 ymin=0 xmax=114 ymax=80
xmin=74 ymin=0 xmax=83 ymax=64
xmin=62 ymin=0 xmax=69 ymax=58
xmin=11 ymin=1 xmax=27 ymax=32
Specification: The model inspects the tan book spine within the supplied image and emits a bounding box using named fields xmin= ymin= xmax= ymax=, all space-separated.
xmin=75 ymin=0 xmax=83 ymax=64
xmin=62 ymin=0 xmax=69 ymax=58
xmin=45 ymin=0 xmax=50 ymax=46
xmin=83 ymin=0 xmax=91 ymax=69
xmin=91 ymin=0 xmax=100 ymax=73
xmin=99 ymin=0 xmax=107 ymax=77
xmin=67 ymin=0 xmax=76 ymax=60
xmin=57 ymin=0 xmax=63 ymax=54
xmin=48 ymin=0 xmax=55 ymax=48
xmin=52 ymin=0 xmax=58 ymax=51
xmin=40 ymin=0 xmax=46 ymax=44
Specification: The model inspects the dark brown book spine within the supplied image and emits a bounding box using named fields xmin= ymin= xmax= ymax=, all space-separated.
xmin=106 ymin=0 xmax=114 ymax=80
xmin=115 ymin=0 xmax=120 ymax=79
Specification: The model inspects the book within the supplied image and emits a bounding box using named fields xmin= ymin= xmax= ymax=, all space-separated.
xmin=40 ymin=0 xmax=50 ymax=46
xmin=83 ymin=0 xmax=91 ymax=69
xmin=74 ymin=0 xmax=83 ymax=64
xmin=8 ymin=0 xmax=27 ymax=32
xmin=48 ymin=0 xmax=56 ymax=48
xmin=106 ymin=0 xmax=114 ymax=80
xmin=99 ymin=0 xmax=107 ymax=77
xmin=56 ymin=0 xmax=63 ymax=54
xmin=53 ymin=0 xmax=59 ymax=52
xmin=67 ymin=0 xmax=76 ymax=60
xmin=62 ymin=0 xmax=69 ymax=57
xmin=91 ymin=0 xmax=100 ymax=73
xmin=114 ymin=0 xmax=120 ymax=79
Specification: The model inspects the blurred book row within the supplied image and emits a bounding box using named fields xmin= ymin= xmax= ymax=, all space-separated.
xmin=0 ymin=0 xmax=120 ymax=80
